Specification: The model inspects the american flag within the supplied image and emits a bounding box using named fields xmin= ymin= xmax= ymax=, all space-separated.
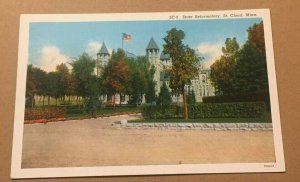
xmin=122 ymin=33 xmax=132 ymax=41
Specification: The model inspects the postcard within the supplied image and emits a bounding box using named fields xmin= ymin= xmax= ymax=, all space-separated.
xmin=11 ymin=9 xmax=285 ymax=178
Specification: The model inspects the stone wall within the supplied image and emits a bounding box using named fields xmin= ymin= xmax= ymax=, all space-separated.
xmin=113 ymin=122 xmax=273 ymax=131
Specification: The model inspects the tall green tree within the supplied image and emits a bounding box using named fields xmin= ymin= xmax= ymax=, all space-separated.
xmin=144 ymin=65 xmax=156 ymax=104
xmin=55 ymin=63 xmax=71 ymax=103
xmin=157 ymin=82 xmax=172 ymax=106
xmin=102 ymin=49 xmax=129 ymax=107
xmin=163 ymin=28 xmax=200 ymax=119
xmin=71 ymin=53 xmax=100 ymax=112
xmin=125 ymin=56 xmax=157 ymax=105
xmin=187 ymin=89 xmax=196 ymax=105
xmin=248 ymin=21 xmax=265 ymax=55
xmin=125 ymin=56 xmax=147 ymax=105
xmin=231 ymin=22 xmax=268 ymax=94
xmin=47 ymin=71 xmax=61 ymax=105
xmin=231 ymin=41 xmax=268 ymax=93
xmin=26 ymin=65 xmax=47 ymax=107
xmin=210 ymin=38 xmax=240 ymax=95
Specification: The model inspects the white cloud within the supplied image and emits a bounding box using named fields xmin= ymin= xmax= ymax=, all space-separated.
xmin=86 ymin=41 xmax=113 ymax=59
xmin=36 ymin=46 xmax=70 ymax=72
xmin=196 ymin=42 xmax=223 ymax=69
xmin=86 ymin=41 xmax=102 ymax=58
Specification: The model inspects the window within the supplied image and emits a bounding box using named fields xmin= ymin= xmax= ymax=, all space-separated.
xmin=202 ymin=75 xmax=206 ymax=83
xmin=120 ymin=94 xmax=125 ymax=102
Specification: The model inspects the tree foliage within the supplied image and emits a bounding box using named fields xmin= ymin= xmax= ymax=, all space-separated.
xmin=248 ymin=21 xmax=265 ymax=55
xmin=26 ymin=65 xmax=47 ymax=107
xmin=144 ymin=65 xmax=156 ymax=104
xmin=157 ymin=82 xmax=172 ymax=106
xmin=102 ymin=49 xmax=129 ymax=105
xmin=163 ymin=28 xmax=200 ymax=119
xmin=187 ymin=89 xmax=196 ymax=105
xmin=231 ymin=42 xmax=268 ymax=93
xmin=210 ymin=38 xmax=239 ymax=95
xmin=210 ymin=22 xmax=269 ymax=98
xmin=125 ymin=56 xmax=154 ymax=105
xmin=71 ymin=53 xmax=98 ymax=98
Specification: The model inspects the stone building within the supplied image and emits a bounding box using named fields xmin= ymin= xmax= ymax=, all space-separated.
xmin=96 ymin=38 xmax=215 ymax=104
xmin=145 ymin=38 xmax=215 ymax=102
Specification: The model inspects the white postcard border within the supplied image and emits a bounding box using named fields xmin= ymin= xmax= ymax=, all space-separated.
xmin=11 ymin=9 xmax=285 ymax=179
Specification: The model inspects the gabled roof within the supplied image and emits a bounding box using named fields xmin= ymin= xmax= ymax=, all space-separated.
xmin=98 ymin=42 xmax=110 ymax=55
xmin=125 ymin=51 xmax=137 ymax=59
xmin=160 ymin=52 xmax=170 ymax=60
xmin=146 ymin=37 xmax=159 ymax=50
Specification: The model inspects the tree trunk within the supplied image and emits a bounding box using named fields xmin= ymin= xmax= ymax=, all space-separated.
xmin=112 ymin=94 xmax=116 ymax=109
xmin=56 ymin=98 xmax=58 ymax=106
xmin=77 ymin=96 xmax=79 ymax=108
xmin=47 ymin=96 xmax=50 ymax=106
xmin=42 ymin=95 xmax=45 ymax=106
xmin=182 ymin=88 xmax=188 ymax=120
xmin=31 ymin=95 xmax=34 ymax=108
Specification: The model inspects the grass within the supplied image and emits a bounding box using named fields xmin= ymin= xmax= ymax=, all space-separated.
xmin=129 ymin=112 xmax=272 ymax=123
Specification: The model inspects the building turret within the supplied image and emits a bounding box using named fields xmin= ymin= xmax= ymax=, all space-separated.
xmin=146 ymin=37 xmax=160 ymax=64
xmin=146 ymin=38 xmax=161 ymax=94
xmin=96 ymin=42 xmax=110 ymax=76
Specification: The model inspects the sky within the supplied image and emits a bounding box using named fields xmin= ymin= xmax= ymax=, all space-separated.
xmin=28 ymin=18 xmax=262 ymax=72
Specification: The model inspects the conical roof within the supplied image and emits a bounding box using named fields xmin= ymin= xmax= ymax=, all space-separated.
xmin=146 ymin=37 xmax=159 ymax=50
xmin=98 ymin=42 xmax=110 ymax=55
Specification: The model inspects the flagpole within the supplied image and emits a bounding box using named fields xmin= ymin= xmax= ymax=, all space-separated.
xmin=122 ymin=34 xmax=123 ymax=50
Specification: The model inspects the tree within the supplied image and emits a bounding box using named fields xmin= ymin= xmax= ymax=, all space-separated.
xmin=210 ymin=38 xmax=239 ymax=95
xmin=157 ymin=82 xmax=172 ymax=106
xmin=102 ymin=49 xmax=129 ymax=107
xmin=55 ymin=63 xmax=71 ymax=103
xmin=163 ymin=28 xmax=200 ymax=119
xmin=187 ymin=89 xmax=196 ymax=105
xmin=231 ymin=41 xmax=268 ymax=94
xmin=125 ymin=56 xmax=148 ymax=105
xmin=47 ymin=71 xmax=61 ymax=105
xmin=25 ymin=65 xmax=47 ymax=107
xmin=71 ymin=53 xmax=100 ymax=112
xmin=248 ymin=21 xmax=265 ymax=55
xmin=144 ymin=65 xmax=156 ymax=104
xmin=231 ymin=22 xmax=268 ymax=94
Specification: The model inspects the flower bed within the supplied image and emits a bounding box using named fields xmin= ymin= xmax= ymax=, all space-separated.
xmin=24 ymin=108 xmax=66 ymax=124
xmin=24 ymin=118 xmax=65 ymax=124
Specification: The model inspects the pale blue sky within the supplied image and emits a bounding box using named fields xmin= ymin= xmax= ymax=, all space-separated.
xmin=28 ymin=18 xmax=262 ymax=71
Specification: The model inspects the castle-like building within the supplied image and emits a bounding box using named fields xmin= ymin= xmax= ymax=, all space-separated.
xmin=96 ymin=38 xmax=215 ymax=104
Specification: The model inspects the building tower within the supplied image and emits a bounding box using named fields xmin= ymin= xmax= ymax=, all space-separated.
xmin=146 ymin=37 xmax=160 ymax=94
xmin=96 ymin=42 xmax=110 ymax=76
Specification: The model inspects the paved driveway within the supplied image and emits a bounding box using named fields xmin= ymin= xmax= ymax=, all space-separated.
xmin=22 ymin=114 xmax=275 ymax=168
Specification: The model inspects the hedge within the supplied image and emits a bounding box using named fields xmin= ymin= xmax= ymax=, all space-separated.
xmin=142 ymin=102 xmax=266 ymax=119
xmin=24 ymin=108 xmax=66 ymax=120
xmin=202 ymin=91 xmax=270 ymax=110
xmin=141 ymin=105 xmax=183 ymax=119
xmin=189 ymin=102 xmax=266 ymax=119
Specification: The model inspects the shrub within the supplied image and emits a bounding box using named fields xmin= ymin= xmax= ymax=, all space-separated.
xmin=142 ymin=102 xmax=266 ymax=119
xmin=157 ymin=82 xmax=172 ymax=106
xmin=189 ymin=102 xmax=266 ymax=119
xmin=202 ymin=91 xmax=270 ymax=110
xmin=24 ymin=108 xmax=66 ymax=120
xmin=141 ymin=105 xmax=183 ymax=119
